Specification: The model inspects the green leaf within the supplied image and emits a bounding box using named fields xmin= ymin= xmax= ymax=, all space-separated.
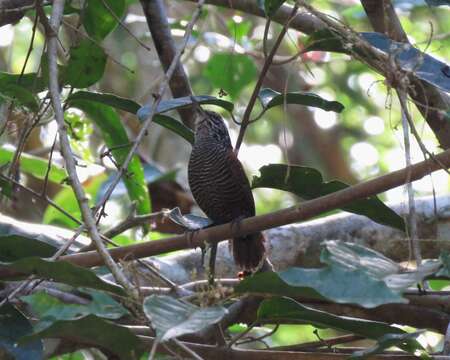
xmin=83 ymin=0 xmax=126 ymax=40
xmin=252 ymin=164 xmax=405 ymax=231
xmin=67 ymin=91 xmax=141 ymax=114
xmin=322 ymin=240 xmax=441 ymax=290
xmin=235 ymin=266 xmax=407 ymax=308
xmin=0 ymin=177 xmax=13 ymax=199
xmin=258 ymin=88 xmax=344 ymax=113
xmin=43 ymin=173 xmax=106 ymax=229
xmin=143 ymin=295 xmax=227 ymax=341
xmin=258 ymin=297 xmax=405 ymax=338
xmin=68 ymin=100 xmax=151 ymax=219
xmin=0 ymin=147 xmax=68 ymax=184
xmin=349 ymin=332 xmax=429 ymax=359
xmin=0 ymin=72 xmax=47 ymax=94
xmin=61 ymin=40 xmax=107 ymax=88
xmin=0 ymin=83 xmax=39 ymax=111
xmin=22 ymin=290 xmax=128 ymax=332
xmin=96 ymin=164 xmax=178 ymax=203
xmin=20 ymin=315 xmax=144 ymax=359
xmin=203 ymin=53 xmax=257 ymax=99
xmin=138 ymin=95 xmax=234 ymax=116
xmin=258 ymin=297 xmax=426 ymax=356
xmin=0 ymin=213 xmax=89 ymax=261
xmin=264 ymin=0 xmax=286 ymax=17
xmin=67 ymin=91 xmax=195 ymax=144
xmin=0 ymin=303 xmax=43 ymax=360
xmin=153 ymin=114 xmax=195 ymax=144
xmin=0 ymin=257 xmax=125 ymax=296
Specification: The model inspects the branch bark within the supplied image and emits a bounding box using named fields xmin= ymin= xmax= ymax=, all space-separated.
xmin=53 ymin=148 xmax=450 ymax=270
xmin=140 ymin=0 xmax=195 ymax=129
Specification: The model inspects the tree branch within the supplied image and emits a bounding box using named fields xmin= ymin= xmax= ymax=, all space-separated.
xmin=140 ymin=0 xmax=196 ymax=129
xmin=54 ymin=147 xmax=450 ymax=269
xmin=185 ymin=0 xmax=450 ymax=150
xmin=45 ymin=0 xmax=138 ymax=298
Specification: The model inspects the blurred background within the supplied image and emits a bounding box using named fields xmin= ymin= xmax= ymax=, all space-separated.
xmin=0 ymin=0 xmax=449 ymax=351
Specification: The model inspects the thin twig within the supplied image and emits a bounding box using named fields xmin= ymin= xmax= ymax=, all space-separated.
xmin=173 ymin=339 xmax=205 ymax=360
xmin=398 ymin=89 xmax=421 ymax=267
xmin=45 ymin=0 xmax=138 ymax=299
xmin=93 ymin=0 xmax=205 ymax=219
xmin=100 ymin=0 xmax=152 ymax=51
xmin=50 ymin=147 xmax=450 ymax=270
xmin=234 ymin=2 xmax=299 ymax=155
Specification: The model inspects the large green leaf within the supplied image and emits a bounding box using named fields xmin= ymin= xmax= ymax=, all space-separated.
xmin=203 ymin=53 xmax=257 ymax=99
xmin=22 ymin=290 xmax=128 ymax=332
xmin=43 ymin=173 xmax=106 ymax=229
xmin=61 ymin=40 xmax=107 ymax=88
xmin=83 ymin=0 xmax=126 ymax=40
xmin=304 ymin=30 xmax=450 ymax=93
xmin=0 ymin=177 xmax=13 ymax=199
xmin=350 ymin=332 xmax=429 ymax=359
xmin=138 ymin=95 xmax=234 ymax=115
xmin=0 ymin=147 xmax=68 ymax=184
xmin=67 ymin=91 xmax=141 ymax=114
xmin=258 ymin=297 xmax=426 ymax=357
xmin=258 ymin=88 xmax=344 ymax=113
xmin=0 ymin=257 xmax=125 ymax=296
xmin=20 ymin=315 xmax=144 ymax=359
xmin=0 ymin=303 xmax=43 ymax=360
xmin=0 ymin=83 xmax=38 ymax=112
xmin=67 ymin=91 xmax=195 ymax=144
xmin=322 ymin=240 xmax=441 ymax=290
xmin=0 ymin=213 xmax=89 ymax=261
xmin=143 ymin=295 xmax=227 ymax=341
xmin=0 ymin=72 xmax=47 ymax=93
xmin=68 ymin=100 xmax=151 ymax=218
xmin=252 ymin=164 xmax=405 ymax=231
xmin=235 ymin=266 xmax=406 ymax=308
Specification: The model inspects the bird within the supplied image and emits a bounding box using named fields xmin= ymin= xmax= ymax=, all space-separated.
xmin=188 ymin=109 xmax=265 ymax=278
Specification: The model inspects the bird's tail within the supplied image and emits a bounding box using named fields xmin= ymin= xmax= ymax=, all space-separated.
xmin=232 ymin=232 xmax=266 ymax=270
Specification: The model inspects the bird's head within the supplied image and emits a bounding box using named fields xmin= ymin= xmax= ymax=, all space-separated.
xmin=194 ymin=109 xmax=231 ymax=143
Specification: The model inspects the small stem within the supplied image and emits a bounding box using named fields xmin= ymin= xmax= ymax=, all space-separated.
xmin=234 ymin=3 xmax=299 ymax=155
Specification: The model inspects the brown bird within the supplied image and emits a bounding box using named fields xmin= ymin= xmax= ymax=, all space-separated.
xmin=188 ymin=110 xmax=265 ymax=275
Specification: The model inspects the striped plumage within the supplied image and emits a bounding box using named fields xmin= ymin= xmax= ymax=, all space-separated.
xmin=188 ymin=110 xmax=265 ymax=270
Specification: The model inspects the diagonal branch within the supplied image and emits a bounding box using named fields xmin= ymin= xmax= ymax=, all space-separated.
xmin=45 ymin=0 xmax=137 ymax=299
xmin=234 ymin=2 xmax=299 ymax=154
xmin=360 ymin=0 xmax=450 ymax=149
xmin=140 ymin=0 xmax=196 ymax=129
xmin=55 ymin=147 xmax=450 ymax=269
xmin=92 ymin=0 xmax=205 ymax=218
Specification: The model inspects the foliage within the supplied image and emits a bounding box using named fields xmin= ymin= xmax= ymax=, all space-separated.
xmin=0 ymin=0 xmax=449 ymax=359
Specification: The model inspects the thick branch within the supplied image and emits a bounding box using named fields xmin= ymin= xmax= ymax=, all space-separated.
xmin=140 ymin=0 xmax=195 ymax=129
xmin=55 ymin=148 xmax=450 ymax=269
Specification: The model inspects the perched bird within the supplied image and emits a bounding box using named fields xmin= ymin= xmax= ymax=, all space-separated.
xmin=188 ymin=110 xmax=265 ymax=274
